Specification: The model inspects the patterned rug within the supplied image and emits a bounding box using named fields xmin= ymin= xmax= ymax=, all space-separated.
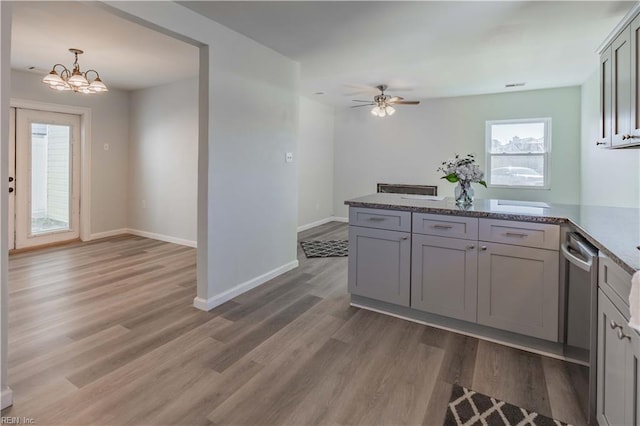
xmin=444 ymin=384 xmax=570 ymax=426
xmin=300 ymin=240 xmax=348 ymax=258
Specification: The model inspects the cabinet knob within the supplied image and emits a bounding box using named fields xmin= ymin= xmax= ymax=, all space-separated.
xmin=617 ymin=328 xmax=631 ymax=341
xmin=466 ymin=245 xmax=475 ymax=250
xmin=596 ymin=141 xmax=606 ymax=145
xmin=623 ymin=135 xmax=628 ymax=140
xmin=400 ymin=236 xmax=408 ymax=241
xmin=480 ymin=246 xmax=487 ymax=251
xmin=610 ymin=320 xmax=622 ymax=330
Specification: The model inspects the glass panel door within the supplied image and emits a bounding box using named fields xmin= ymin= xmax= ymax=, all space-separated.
xmin=30 ymin=122 xmax=71 ymax=235
xmin=15 ymin=109 xmax=80 ymax=249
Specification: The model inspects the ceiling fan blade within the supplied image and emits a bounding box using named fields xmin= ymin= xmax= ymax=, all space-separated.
xmin=387 ymin=96 xmax=404 ymax=103
xmin=352 ymin=100 xmax=374 ymax=103
xmin=391 ymin=100 xmax=420 ymax=105
xmin=350 ymin=104 xmax=374 ymax=108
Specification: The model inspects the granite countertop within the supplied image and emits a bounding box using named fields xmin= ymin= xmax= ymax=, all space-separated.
xmin=345 ymin=193 xmax=640 ymax=275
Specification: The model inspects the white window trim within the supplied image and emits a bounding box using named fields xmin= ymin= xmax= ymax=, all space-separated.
xmin=485 ymin=117 xmax=552 ymax=190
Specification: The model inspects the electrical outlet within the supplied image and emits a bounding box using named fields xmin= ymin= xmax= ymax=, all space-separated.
xmin=285 ymin=152 xmax=293 ymax=163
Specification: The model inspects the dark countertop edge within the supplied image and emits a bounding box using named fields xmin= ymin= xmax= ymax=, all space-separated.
xmin=344 ymin=200 xmax=569 ymax=224
xmin=345 ymin=199 xmax=638 ymax=275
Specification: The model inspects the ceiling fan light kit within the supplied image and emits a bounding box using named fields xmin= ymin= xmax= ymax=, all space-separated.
xmin=42 ymin=48 xmax=108 ymax=94
xmin=353 ymin=84 xmax=419 ymax=118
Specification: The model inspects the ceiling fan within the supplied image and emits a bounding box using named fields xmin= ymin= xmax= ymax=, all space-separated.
xmin=351 ymin=84 xmax=420 ymax=117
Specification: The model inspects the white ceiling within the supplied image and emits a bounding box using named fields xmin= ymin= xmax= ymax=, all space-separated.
xmin=11 ymin=1 xmax=199 ymax=91
xmin=10 ymin=1 xmax=636 ymax=102
xmin=182 ymin=1 xmax=635 ymax=106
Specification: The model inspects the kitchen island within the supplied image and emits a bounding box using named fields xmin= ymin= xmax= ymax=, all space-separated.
xmin=344 ymin=193 xmax=640 ymax=425
xmin=345 ymin=193 xmax=640 ymax=274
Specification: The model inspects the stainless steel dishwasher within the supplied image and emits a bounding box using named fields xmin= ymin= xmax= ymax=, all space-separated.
xmin=561 ymin=232 xmax=598 ymax=426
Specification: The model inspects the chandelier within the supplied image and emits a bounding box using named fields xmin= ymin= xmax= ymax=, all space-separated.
xmin=42 ymin=48 xmax=108 ymax=94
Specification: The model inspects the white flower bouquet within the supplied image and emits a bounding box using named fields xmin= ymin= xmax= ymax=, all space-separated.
xmin=437 ymin=153 xmax=487 ymax=187
xmin=437 ymin=153 xmax=487 ymax=206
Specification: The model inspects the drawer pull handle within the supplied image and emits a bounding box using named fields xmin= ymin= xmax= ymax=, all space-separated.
xmin=505 ymin=232 xmax=528 ymax=238
xmin=618 ymin=329 xmax=631 ymax=341
xmin=367 ymin=217 xmax=386 ymax=222
xmin=480 ymin=246 xmax=487 ymax=251
xmin=611 ymin=320 xmax=623 ymax=330
xmin=400 ymin=236 xmax=408 ymax=241
xmin=432 ymin=224 xmax=453 ymax=230
xmin=467 ymin=245 xmax=475 ymax=250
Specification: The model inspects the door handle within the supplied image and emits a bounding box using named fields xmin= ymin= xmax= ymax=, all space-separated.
xmin=8 ymin=187 xmax=14 ymax=193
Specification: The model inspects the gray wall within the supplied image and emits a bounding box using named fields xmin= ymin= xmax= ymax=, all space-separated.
xmin=580 ymin=70 xmax=640 ymax=208
xmin=333 ymin=86 xmax=582 ymax=217
xmin=10 ymin=69 xmax=130 ymax=234
xmin=298 ymin=96 xmax=335 ymax=228
xmin=106 ymin=2 xmax=300 ymax=308
xmin=129 ymin=78 xmax=198 ymax=243
xmin=1 ymin=1 xmax=10 ymax=409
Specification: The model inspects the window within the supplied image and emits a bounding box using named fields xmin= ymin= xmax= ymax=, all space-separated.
xmin=485 ymin=118 xmax=551 ymax=189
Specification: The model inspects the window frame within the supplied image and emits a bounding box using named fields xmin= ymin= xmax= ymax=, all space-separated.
xmin=485 ymin=117 xmax=552 ymax=190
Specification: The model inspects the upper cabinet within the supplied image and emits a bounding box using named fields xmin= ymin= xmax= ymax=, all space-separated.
xmin=599 ymin=7 xmax=640 ymax=148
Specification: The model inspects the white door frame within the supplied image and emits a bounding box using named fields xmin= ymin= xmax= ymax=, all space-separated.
xmin=10 ymin=99 xmax=91 ymax=242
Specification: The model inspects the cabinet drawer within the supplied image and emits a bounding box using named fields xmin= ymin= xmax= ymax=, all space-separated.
xmin=413 ymin=213 xmax=478 ymax=240
xmin=479 ymin=219 xmax=559 ymax=250
xmin=599 ymin=253 xmax=633 ymax=315
xmin=349 ymin=207 xmax=411 ymax=232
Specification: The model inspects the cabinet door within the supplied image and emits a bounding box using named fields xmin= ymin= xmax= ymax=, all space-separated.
xmin=612 ymin=26 xmax=632 ymax=147
xmin=631 ymin=15 xmax=640 ymax=141
xmin=630 ymin=327 xmax=640 ymax=426
xmin=411 ymin=235 xmax=477 ymax=322
xmin=477 ymin=242 xmax=559 ymax=341
xmin=597 ymin=290 xmax=634 ymax=426
xmin=599 ymin=45 xmax=613 ymax=148
xmin=348 ymin=226 xmax=410 ymax=306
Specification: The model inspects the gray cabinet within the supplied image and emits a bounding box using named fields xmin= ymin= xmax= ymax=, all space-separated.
xmin=348 ymin=225 xmax=410 ymax=306
xmin=597 ymin=288 xmax=640 ymax=426
xmin=612 ymin=26 xmax=633 ymax=147
xmin=477 ymin=242 xmax=559 ymax=342
xmin=411 ymin=234 xmax=477 ymax=322
xmin=599 ymin=43 xmax=613 ymax=147
xmin=599 ymin=8 xmax=640 ymax=148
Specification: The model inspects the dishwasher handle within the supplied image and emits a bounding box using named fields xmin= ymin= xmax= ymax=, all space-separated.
xmin=561 ymin=242 xmax=593 ymax=272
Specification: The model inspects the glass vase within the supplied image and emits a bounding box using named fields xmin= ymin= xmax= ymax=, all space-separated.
xmin=454 ymin=180 xmax=474 ymax=206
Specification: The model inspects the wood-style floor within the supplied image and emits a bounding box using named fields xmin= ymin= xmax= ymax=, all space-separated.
xmin=1 ymin=222 xmax=587 ymax=425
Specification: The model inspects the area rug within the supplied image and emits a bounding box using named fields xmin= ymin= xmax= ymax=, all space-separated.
xmin=444 ymin=384 xmax=570 ymax=426
xmin=300 ymin=240 xmax=348 ymax=258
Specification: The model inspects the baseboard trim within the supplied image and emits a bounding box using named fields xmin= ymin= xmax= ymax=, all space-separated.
xmin=1 ymin=387 xmax=13 ymax=410
xmin=127 ymin=228 xmax=197 ymax=248
xmin=297 ymin=216 xmax=348 ymax=232
xmin=193 ymin=259 xmax=299 ymax=311
xmin=297 ymin=217 xmax=333 ymax=232
xmin=89 ymin=228 xmax=129 ymax=241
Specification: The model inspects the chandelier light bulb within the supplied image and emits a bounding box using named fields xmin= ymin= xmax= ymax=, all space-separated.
xmin=42 ymin=49 xmax=107 ymax=94
xmin=386 ymin=105 xmax=396 ymax=116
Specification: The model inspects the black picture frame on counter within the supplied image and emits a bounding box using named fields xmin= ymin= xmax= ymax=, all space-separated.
xmin=376 ymin=183 xmax=438 ymax=196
